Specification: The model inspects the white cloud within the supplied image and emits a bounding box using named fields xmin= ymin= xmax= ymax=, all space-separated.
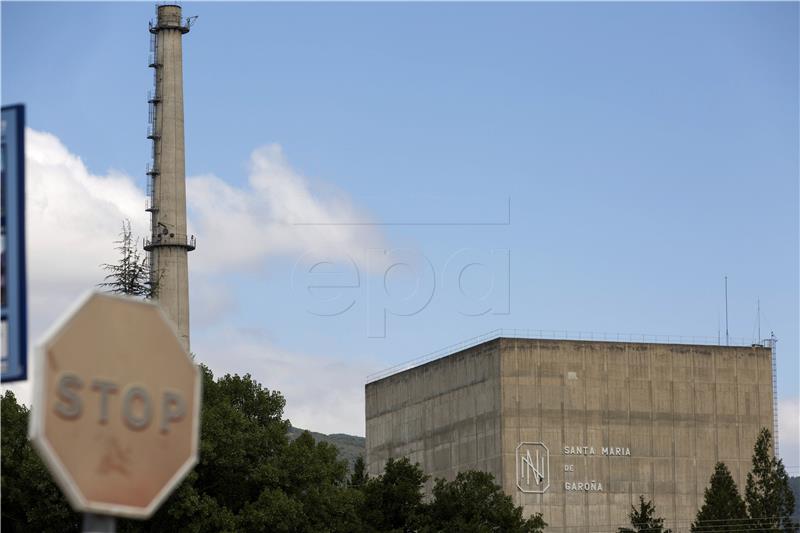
xmin=4 ymin=129 xmax=148 ymax=406
xmin=4 ymin=129 xmax=383 ymax=440
xmin=196 ymin=328 xmax=378 ymax=436
xmin=24 ymin=129 xmax=148 ymax=336
xmin=187 ymin=143 xmax=384 ymax=274
xmin=21 ymin=129 xmax=384 ymax=329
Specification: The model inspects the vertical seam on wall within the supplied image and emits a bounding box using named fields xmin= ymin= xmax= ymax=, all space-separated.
xmin=649 ymin=347 xmax=655 ymax=512
xmin=670 ymin=349 xmax=676 ymax=530
xmin=474 ymin=390 xmax=478 ymax=479
xmin=536 ymin=340 xmax=545 ymax=524
xmin=561 ymin=344 xmax=567 ymax=532
xmin=756 ymin=344 xmax=761 ymax=445
xmin=626 ymin=344 xmax=632 ymax=511
xmin=713 ymin=348 xmax=719 ymax=464
xmin=515 ymin=339 xmax=520 ymax=507
xmin=578 ymin=346 xmax=596 ymax=531
xmin=692 ymin=347 xmax=699 ymax=513
xmin=604 ymin=344 xmax=610 ymax=528
xmin=735 ymin=350 xmax=742 ymax=489
xmin=498 ymin=342 xmax=504 ymax=490
xmin=536 ymin=341 xmax=543 ymax=526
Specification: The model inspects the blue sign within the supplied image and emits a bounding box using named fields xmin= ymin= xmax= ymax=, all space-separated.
xmin=2 ymin=104 xmax=27 ymax=383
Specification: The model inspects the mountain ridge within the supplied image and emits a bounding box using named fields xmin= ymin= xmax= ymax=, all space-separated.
xmin=288 ymin=426 xmax=365 ymax=469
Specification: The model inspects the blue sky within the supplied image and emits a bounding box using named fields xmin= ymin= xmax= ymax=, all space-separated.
xmin=3 ymin=2 xmax=798 ymax=463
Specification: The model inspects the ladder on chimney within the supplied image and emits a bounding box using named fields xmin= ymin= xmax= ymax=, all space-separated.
xmin=145 ymin=27 xmax=161 ymax=217
xmin=765 ymin=333 xmax=779 ymax=457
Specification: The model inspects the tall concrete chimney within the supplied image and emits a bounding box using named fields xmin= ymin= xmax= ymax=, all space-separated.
xmin=144 ymin=4 xmax=195 ymax=351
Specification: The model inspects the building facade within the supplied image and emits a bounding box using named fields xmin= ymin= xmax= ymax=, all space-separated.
xmin=365 ymin=337 xmax=774 ymax=532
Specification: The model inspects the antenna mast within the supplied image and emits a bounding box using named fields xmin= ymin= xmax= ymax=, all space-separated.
xmin=757 ymin=298 xmax=761 ymax=342
xmin=724 ymin=276 xmax=729 ymax=346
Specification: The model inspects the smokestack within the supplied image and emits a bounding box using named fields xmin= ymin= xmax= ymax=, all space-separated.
xmin=144 ymin=4 xmax=195 ymax=351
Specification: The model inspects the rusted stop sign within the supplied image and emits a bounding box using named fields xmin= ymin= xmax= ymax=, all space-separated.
xmin=29 ymin=292 xmax=201 ymax=519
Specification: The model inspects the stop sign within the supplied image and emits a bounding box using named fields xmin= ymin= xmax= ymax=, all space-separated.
xmin=29 ymin=292 xmax=201 ymax=519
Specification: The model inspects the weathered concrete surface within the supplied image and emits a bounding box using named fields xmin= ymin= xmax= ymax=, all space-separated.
xmin=365 ymin=338 xmax=774 ymax=532
xmin=365 ymin=339 xmax=504 ymax=492
xmin=148 ymin=5 xmax=191 ymax=351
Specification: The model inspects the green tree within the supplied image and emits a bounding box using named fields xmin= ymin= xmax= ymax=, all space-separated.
xmin=116 ymin=366 xmax=365 ymax=532
xmin=1 ymin=391 xmax=80 ymax=533
xmin=421 ymin=470 xmax=546 ymax=533
xmin=2 ymin=366 xmax=365 ymax=532
xmin=618 ymin=496 xmax=672 ymax=533
xmin=691 ymin=462 xmax=748 ymax=532
xmin=790 ymin=476 xmax=800 ymax=523
xmin=361 ymin=457 xmax=429 ymax=532
xmin=3 ymin=371 xmax=546 ymax=533
xmin=745 ymin=428 xmax=798 ymax=532
xmin=99 ymin=219 xmax=157 ymax=297
xmin=350 ymin=456 xmax=368 ymax=487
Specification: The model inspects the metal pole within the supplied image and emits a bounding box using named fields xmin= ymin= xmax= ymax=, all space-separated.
xmin=724 ymin=276 xmax=729 ymax=345
xmin=757 ymin=298 xmax=761 ymax=342
xmin=82 ymin=513 xmax=116 ymax=533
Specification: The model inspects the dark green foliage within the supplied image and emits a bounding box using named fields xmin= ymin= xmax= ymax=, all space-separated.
xmin=116 ymin=366 xmax=360 ymax=532
xmin=1 ymin=391 xmax=80 ymax=533
xmin=421 ymin=470 xmax=547 ymax=533
xmin=350 ymin=456 xmax=368 ymax=487
xmin=98 ymin=219 xmax=157 ymax=298
xmin=745 ymin=428 xmax=798 ymax=532
xmin=618 ymin=496 xmax=672 ymax=533
xmin=691 ymin=462 xmax=748 ymax=532
xmin=791 ymin=477 xmax=800 ymax=522
xmin=361 ymin=457 xmax=429 ymax=532
xmin=2 ymin=371 xmax=543 ymax=532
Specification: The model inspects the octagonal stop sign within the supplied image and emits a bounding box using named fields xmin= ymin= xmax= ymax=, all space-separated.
xmin=29 ymin=292 xmax=201 ymax=519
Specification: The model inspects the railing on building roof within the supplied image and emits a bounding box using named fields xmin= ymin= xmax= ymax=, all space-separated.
xmin=366 ymin=328 xmax=758 ymax=382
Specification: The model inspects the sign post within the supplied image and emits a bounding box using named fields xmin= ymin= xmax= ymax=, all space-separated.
xmin=1 ymin=103 xmax=27 ymax=383
xmin=29 ymin=292 xmax=201 ymax=526
xmin=82 ymin=513 xmax=116 ymax=533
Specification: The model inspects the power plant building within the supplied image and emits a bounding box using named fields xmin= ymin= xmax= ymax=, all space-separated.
xmin=365 ymin=336 xmax=775 ymax=532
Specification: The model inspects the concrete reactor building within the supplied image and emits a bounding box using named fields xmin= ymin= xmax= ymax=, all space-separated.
xmin=365 ymin=334 xmax=775 ymax=532
xmin=144 ymin=4 xmax=196 ymax=352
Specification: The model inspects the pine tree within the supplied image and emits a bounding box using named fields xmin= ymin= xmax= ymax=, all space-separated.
xmin=745 ymin=428 xmax=798 ymax=532
xmin=98 ymin=220 xmax=157 ymax=298
xmin=360 ymin=457 xmax=429 ymax=531
xmin=618 ymin=496 xmax=672 ymax=533
xmin=349 ymin=455 xmax=367 ymax=487
xmin=691 ymin=462 xmax=748 ymax=532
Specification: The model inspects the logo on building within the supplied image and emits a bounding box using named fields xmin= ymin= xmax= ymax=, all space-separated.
xmin=516 ymin=442 xmax=550 ymax=493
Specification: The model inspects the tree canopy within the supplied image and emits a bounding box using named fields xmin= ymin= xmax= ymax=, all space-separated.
xmin=745 ymin=428 xmax=798 ymax=533
xmin=618 ymin=496 xmax=672 ymax=533
xmin=691 ymin=462 xmax=748 ymax=532
xmin=1 ymin=368 xmax=543 ymax=532
xmin=360 ymin=456 xmax=429 ymax=532
xmin=117 ymin=367 xmax=359 ymax=532
xmin=1 ymin=391 xmax=80 ymax=533
xmin=422 ymin=470 xmax=546 ymax=533
xmin=98 ymin=219 xmax=156 ymax=298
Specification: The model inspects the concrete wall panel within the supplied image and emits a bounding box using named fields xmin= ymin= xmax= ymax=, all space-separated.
xmin=366 ymin=339 xmax=773 ymax=532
